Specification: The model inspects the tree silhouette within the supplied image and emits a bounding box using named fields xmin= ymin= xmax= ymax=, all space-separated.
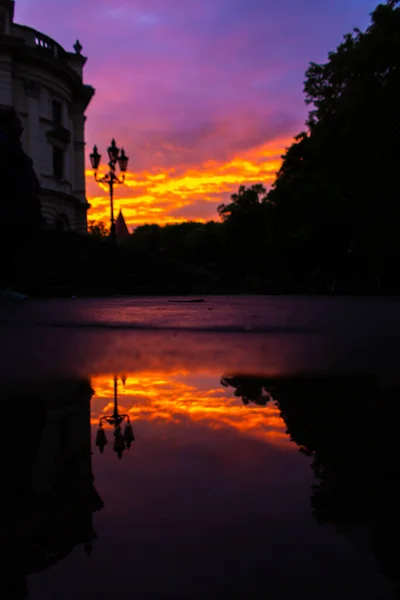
xmin=268 ymin=1 xmax=400 ymax=291
xmin=87 ymin=220 xmax=109 ymax=240
xmin=221 ymin=375 xmax=272 ymax=406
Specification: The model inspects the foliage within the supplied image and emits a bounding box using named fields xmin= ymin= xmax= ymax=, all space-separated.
xmin=266 ymin=0 xmax=400 ymax=291
xmin=217 ymin=184 xmax=268 ymax=222
xmin=125 ymin=220 xmax=226 ymax=264
xmin=88 ymin=220 xmax=109 ymax=240
xmin=76 ymin=2 xmax=400 ymax=295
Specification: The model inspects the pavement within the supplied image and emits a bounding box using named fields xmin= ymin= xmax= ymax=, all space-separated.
xmin=2 ymin=296 xmax=400 ymax=390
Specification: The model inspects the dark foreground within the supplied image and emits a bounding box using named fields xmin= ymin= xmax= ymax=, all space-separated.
xmin=10 ymin=229 xmax=399 ymax=296
xmin=1 ymin=297 xmax=400 ymax=599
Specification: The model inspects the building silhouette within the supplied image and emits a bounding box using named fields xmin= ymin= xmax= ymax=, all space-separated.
xmin=0 ymin=0 xmax=94 ymax=233
xmin=115 ymin=209 xmax=130 ymax=241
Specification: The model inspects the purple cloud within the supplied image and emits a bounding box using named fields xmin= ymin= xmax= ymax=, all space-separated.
xmin=15 ymin=0 xmax=379 ymax=224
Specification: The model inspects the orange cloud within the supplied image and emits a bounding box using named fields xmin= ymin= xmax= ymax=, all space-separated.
xmin=90 ymin=371 xmax=293 ymax=448
xmin=86 ymin=137 xmax=290 ymax=229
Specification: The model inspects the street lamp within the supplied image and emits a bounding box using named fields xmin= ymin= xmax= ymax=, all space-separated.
xmin=90 ymin=140 xmax=129 ymax=245
xmin=95 ymin=375 xmax=135 ymax=459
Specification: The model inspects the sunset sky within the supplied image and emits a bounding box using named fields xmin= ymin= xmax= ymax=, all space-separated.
xmin=17 ymin=0 xmax=377 ymax=229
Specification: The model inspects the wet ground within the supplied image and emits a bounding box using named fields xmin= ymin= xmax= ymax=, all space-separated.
xmin=2 ymin=296 xmax=400 ymax=599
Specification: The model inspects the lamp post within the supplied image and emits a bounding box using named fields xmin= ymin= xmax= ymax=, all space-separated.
xmin=95 ymin=375 xmax=135 ymax=459
xmin=90 ymin=139 xmax=129 ymax=245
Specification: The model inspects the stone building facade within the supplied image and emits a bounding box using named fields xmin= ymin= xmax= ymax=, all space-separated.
xmin=0 ymin=0 xmax=94 ymax=233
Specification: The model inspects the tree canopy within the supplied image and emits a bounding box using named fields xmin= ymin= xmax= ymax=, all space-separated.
xmin=266 ymin=0 xmax=400 ymax=290
xmin=112 ymin=1 xmax=400 ymax=294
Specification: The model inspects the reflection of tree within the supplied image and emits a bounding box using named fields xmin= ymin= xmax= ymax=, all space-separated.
xmin=221 ymin=373 xmax=400 ymax=596
xmin=221 ymin=375 xmax=271 ymax=406
xmin=3 ymin=379 xmax=104 ymax=599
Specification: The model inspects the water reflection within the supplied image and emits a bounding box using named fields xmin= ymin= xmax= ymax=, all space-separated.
xmin=91 ymin=370 xmax=290 ymax=447
xmin=95 ymin=375 xmax=135 ymax=459
xmin=90 ymin=370 xmax=399 ymax=597
xmin=4 ymin=369 xmax=399 ymax=599
xmin=4 ymin=379 xmax=103 ymax=600
xmin=222 ymin=374 xmax=400 ymax=598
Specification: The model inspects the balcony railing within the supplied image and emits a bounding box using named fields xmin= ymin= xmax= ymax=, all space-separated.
xmin=35 ymin=33 xmax=53 ymax=51
xmin=13 ymin=25 xmax=67 ymax=61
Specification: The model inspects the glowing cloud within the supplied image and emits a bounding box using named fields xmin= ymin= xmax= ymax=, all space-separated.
xmin=90 ymin=371 xmax=294 ymax=447
xmin=86 ymin=138 xmax=288 ymax=228
xmin=16 ymin=0 xmax=378 ymax=227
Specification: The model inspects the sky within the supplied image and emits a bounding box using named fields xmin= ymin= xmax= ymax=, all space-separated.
xmin=16 ymin=0 xmax=378 ymax=229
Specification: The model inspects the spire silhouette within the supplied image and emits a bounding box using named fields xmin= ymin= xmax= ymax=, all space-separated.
xmin=115 ymin=210 xmax=130 ymax=240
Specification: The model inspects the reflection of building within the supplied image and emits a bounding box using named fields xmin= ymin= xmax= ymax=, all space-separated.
xmin=4 ymin=378 xmax=103 ymax=599
xmin=0 ymin=0 xmax=94 ymax=232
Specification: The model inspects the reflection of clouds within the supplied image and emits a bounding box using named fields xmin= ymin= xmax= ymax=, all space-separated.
xmin=91 ymin=371 xmax=292 ymax=447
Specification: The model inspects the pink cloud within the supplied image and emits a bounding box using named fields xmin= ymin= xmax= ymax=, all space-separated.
xmin=15 ymin=0 xmax=378 ymax=223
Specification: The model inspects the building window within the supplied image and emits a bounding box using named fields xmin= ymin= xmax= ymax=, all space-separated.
xmin=52 ymin=100 xmax=63 ymax=127
xmin=53 ymin=147 xmax=64 ymax=180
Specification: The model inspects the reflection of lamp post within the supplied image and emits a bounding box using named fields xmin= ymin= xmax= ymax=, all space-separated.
xmin=95 ymin=375 xmax=134 ymax=459
xmin=89 ymin=140 xmax=129 ymax=245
